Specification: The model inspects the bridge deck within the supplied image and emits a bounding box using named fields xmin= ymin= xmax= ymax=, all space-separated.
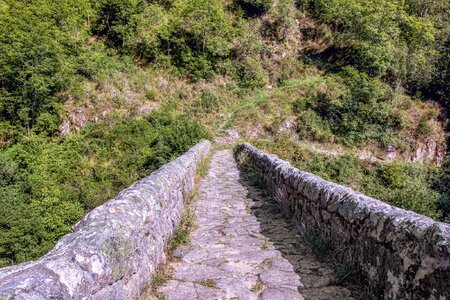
xmin=155 ymin=150 xmax=355 ymax=300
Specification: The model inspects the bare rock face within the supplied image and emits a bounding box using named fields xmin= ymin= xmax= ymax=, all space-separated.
xmin=215 ymin=129 xmax=241 ymax=144
xmin=235 ymin=143 xmax=450 ymax=300
xmin=0 ymin=141 xmax=211 ymax=300
xmin=278 ymin=116 xmax=297 ymax=134
xmin=386 ymin=145 xmax=397 ymax=162
xmin=410 ymin=139 xmax=446 ymax=166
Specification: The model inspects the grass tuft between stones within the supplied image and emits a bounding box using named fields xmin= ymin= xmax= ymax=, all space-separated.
xmin=198 ymin=279 xmax=217 ymax=288
xmin=303 ymin=234 xmax=330 ymax=261
xmin=168 ymin=208 xmax=195 ymax=255
xmin=251 ymin=278 xmax=265 ymax=293
xmin=144 ymin=152 xmax=213 ymax=299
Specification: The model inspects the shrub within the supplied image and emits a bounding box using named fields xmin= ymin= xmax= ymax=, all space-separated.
xmin=417 ymin=115 xmax=434 ymax=135
xmin=296 ymin=109 xmax=333 ymax=142
xmin=296 ymin=67 xmax=403 ymax=146
xmin=166 ymin=0 xmax=234 ymax=81
xmin=431 ymin=157 xmax=450 ymax=222
xmin=303 ymin=0 xmax=443 ymax=100
xmin=237 ymin=57 xmax=269 ymax=89
xmin=195 ymin=90 xmax=224 ymax=113
xmin=0 ymin=2 xmax=71 ymax=136
xmin=176 ymin=52 xmax=216 ymax=81
xmin=91 ymin=0 xmax=140 ymax=49
xmin=351 ymin=41 xmax=393 ymax=77
xmin=144 ymin=114 xmax=211 ymax=170
xmin=132 ymin=4 xmax=168 ymax=60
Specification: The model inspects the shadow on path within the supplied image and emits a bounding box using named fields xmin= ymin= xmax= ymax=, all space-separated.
xmin=238 ymin=171 xmax=362 ymax=300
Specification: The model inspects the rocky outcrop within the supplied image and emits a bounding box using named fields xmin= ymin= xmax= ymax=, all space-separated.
xmin=0 ymin=140 xmax=211 ymax=300
xmin=410 ymin=138 xmax=446 ymax=166
xmin=235 ymin=143 xmax=450 ymax=299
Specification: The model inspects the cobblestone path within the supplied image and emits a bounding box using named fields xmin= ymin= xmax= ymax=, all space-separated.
xmin=157 ymin=150 xmax=356 ymax=300
xmin=244 ymin=171 xmax=357 ymax=300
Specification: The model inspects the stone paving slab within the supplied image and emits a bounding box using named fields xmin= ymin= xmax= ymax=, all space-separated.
xmin=243 ymin=173 xmax=356 ymax=300
xmin=158 ymin=150 xmax=304 ymax=300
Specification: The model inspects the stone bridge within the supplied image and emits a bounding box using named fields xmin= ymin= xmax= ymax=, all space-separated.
xmin=0 ymin=141 xmax=448 ymax=299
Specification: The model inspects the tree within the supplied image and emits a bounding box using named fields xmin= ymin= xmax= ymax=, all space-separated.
xmin=132 ymin=4 xmax=169 ymax=60
xmin=303 ymin=0 xmax=439 ymax=86
xmin=91 ymin=0 xmax=142 ymax=48
xmin=0 ymin=1 xmax=70 ymax=136
xmin=166 ymin=0 xmax=234 ymax=80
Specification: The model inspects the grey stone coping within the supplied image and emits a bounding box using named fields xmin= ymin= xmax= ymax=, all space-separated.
xmin=235 ymin=142 xmax=450 ymax=299
xmin=0 ymin=140 xmax=212 ymax=300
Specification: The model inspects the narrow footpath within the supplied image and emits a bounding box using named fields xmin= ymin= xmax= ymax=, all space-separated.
xmin=156 ymin=150 xmax=356 ymax=300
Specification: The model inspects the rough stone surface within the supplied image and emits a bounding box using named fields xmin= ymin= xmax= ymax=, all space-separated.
xmin=245 ymin=179 xmax=356 ymax=299
xmin=158 ymin=150 xmax=303 ymax=300
xmin=0 ymin=141 xmax=212 ymax=300
xmin=214 ymin=130 xmax=242 ymax=144
xmin=235 ymin=143 xmax=450 ymax=300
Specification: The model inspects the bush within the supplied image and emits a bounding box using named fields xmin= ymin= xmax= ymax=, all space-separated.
xmin=373 ymin=162 xmax=440 ymax=218
xmin=166 ymin=0 xmax=234 ymax=81
xmin=237 ymin=57 xmax=269 ymax=89
xmin=144 ymin=113 xmax=211 ymax=170
xmin=431 ymin=157 xmax=450 ymax=222
xmin=303 ymin=0 xmax=444 ymax=100
xmin=296 ymin=67 xmax=403 ymax=146
xmin=195 ymin=90 xmax=225 ymax=113
xmin=417 ymin=115 xmax=434 ymax=135
xmin=91 ymin=0 xmax=141 ymax=49
xmin=132 ymin=4 xmax=168 ymax=60
xmin=0 ymin=1 xmax=72 ymax=136
xmin=351 ymin=41 xmax=393 ymax=77
xmin=296 ymin=108 xmax=333 ymax=142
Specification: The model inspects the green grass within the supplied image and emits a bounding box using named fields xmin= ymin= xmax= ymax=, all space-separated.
xmin=167 ymin=208 xmax=196 ymax=255
xmin=304 ymin=234 xmax=330 ymax=261
xmin=261 ymin=237 xmax=270 ymax=250
xmin=198 ymin=279 xmax=217 ymax=288
xmin=147 ymin=267 xmax=170 ymax=300
xmin=251 ymin=279 xmax=265 ymax=293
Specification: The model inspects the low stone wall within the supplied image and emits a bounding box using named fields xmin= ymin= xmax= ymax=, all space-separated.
xmin=235 ymin=143 xmax=450 ymax=299
xmin=0 ymin=140 xmax=211 ymax=300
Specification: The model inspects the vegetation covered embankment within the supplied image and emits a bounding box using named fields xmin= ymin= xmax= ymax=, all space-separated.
xmin=0 ymin=0 xmax=448 ymax=266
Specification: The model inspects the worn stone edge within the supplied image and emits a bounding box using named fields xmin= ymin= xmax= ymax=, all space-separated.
xmin=235 ymin=142 xmax=450 ymax=299
xmin=0 ymin=140 xmax=212 ymax=300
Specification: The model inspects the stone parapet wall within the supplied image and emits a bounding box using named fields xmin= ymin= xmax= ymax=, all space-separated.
xmin=0 ymin=140 xmax=211 ymax=300
xmin=235 ymin=143 xmax=450 ymax=299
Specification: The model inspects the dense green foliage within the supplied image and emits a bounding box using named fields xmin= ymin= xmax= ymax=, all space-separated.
xmin=0 ymin=0 xmax=71 ymax=138
xmin=0 ymin=0 xmax=135 ymax=140
xmin=302 ymin=0 xmax=449 ymax=104
xmin=1 ymin=0 xmax=446 ymax=138
xmin=0 ymin=112 xmax=209 ymax=266
xmin=0 ymin=0 xmax=448 ymax=266
xmin=294 ymin=68 xmax=403 ymax=146
xmin=253 ymin=139 xmax=449 ymax=221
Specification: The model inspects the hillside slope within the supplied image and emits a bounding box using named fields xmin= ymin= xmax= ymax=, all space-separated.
xmin=0 ymin=0 xmax=448 ymax=266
